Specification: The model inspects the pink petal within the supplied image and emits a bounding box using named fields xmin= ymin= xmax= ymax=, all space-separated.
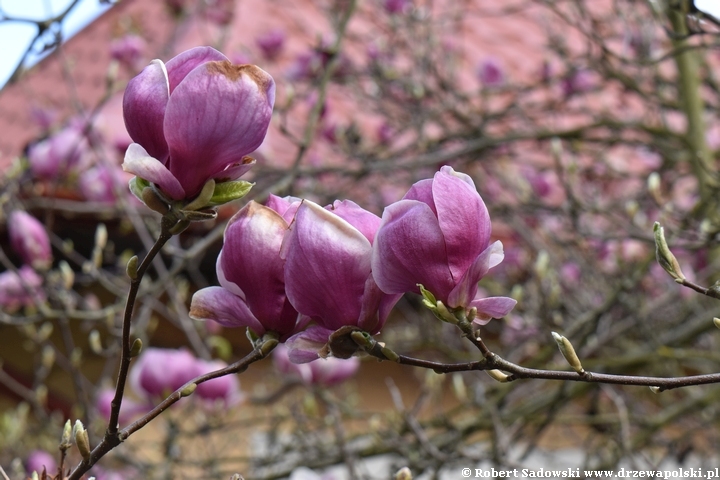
xmin=219 ymin=202 xmax=298 ymax=335
xmin=165 ymin=46 xmax=229 ymax=93
xmin=469 ymin=296 xmax=517 ymax=325
xmin=122 ymin=143 xmax=186 ymax=200
xmin=448 ymin=240 xmax=504 ymax=308
xmin=164 ymin=62 xmax=275 ymax=197
xmin=432 ymin=166 xmax=491 ymax=282
xmin=326 ymin=200 xmax=382 ymax=244
xmin=371 ymin=199 xmax=454 ymax=300
xmin=123 ymin=60 xmax=170 ymax=162
xmin=282 ymin=201 xmax=371 ymax=330
xmin=285 ymin=325 xmax=334 ymax=364
xmin=189 ymin=286 xmax=265 ymax=335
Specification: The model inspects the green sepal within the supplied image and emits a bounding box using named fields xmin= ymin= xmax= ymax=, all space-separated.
xmin=208 ymin=180 xmax=254 ymax=207
xmin=418 ymin=284 xmax=437 ymax=308
xmin=129 ymin=176 xmax=151 ymax=201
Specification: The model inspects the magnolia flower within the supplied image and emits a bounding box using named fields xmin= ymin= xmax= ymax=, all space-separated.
xmin=372 ymin=166 xmax=516 ymax=324
xmin=282 ymin=200 xmax=402 ymax=362
xmin=95 ymin=387 xmax=146 ymax=424
xmin=26 ymin=450 xmax=57 ymax=477
xmin=28 ymin=124 xmax=88 ymax=180
xmin=8 ymin=211 xmax=52 ymax=270
xmin=194 ymin=359 xmax=243 ymax=406
xmin=256 ymin=29 xmax=286 ymax=60
xmin=0 ymin=266 xmax=45 ymax=312
xmin=273 ymin=344 xmax=359 ymax=386
xmin=128 ymin=348 xmax=200 ymax=399
xmin=190 ymin=196 xmax=305 ymax=340
xmin=110 ymin=34 xmax=146 ymax=69
xmin=477 ymin=57 xmax=505 ymax=87
xmin=122 ymin=46 xmax=275 ymax=201
xmin=79 ymin=165 xmax=125 ymax=203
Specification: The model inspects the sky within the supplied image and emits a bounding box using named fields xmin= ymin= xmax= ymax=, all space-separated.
xmin=0 ymin=0 xmax=719 ymax=90
xmin=0 ymin=0 xmax=110 ymax=88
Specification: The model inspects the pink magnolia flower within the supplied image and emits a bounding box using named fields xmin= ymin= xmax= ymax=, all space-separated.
xmin=8 ymin=211 xmax=52 ymax=270
xmin=282 ymin=200 xmax=402 ymax=362
xmin=384 ymin=0 xmax=410 ymax=14
xmin=190 ymin=196 xmax=305 ymax=340
xmin=79 ymin=165 xmax=126 ymax=203
xmin=110 ymin=34 xmax=146 ymax=69
xmin=122 ymin=46 xmax=275 ymax=200
xmin=96 ymin=387 xmax=146 ymax=424
xmin=0 ymin=266 xmax=45 ymax=312
xmin=256 ymin=29 xmax=286 ymax=60
xmin=28 ymin=124 xmax=88 ymax=180
xmin=372 ymin=166 xmax=516 ymax=324
xmin=194 ymin=359 xmax=243 ymax=406
xmin=273 ymin=344 xmax=359 ymax=386
xmin=26 ymin=450 xmax=57 ymax=476
xmin=477 ymin=57 xmax=505 ymax=87
xmin=128 ymin=348 xmax=200 ymax=399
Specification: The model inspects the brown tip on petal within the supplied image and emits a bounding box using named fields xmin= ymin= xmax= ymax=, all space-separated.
xmin=241 ymin=155 xmax=254 ymax=164
xmin=189 ymin=306 xmax=212 ymax=320
xmin=206 ymin=62 xmax=272 ymax=89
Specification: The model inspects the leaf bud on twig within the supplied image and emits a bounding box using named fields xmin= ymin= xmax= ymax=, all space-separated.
xmin=653 ymin=222 xmax=685 ymax=281
xmin=126 ymin=255 xmax=139 ymax=280
xmin=395 ymin=467 xmax=413 ymax=480
xmin=552 ymin=332 xmax=584 ymax=374
xmin=180 ymin=383 xmax=197 ymax=397
xmin=129 ymin=338 xmax=143 ymax=357
xmin=486 ymin=369 xmax=510 ymax=383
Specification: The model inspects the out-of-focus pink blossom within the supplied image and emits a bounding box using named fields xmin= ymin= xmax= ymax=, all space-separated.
xmin=96 ymin=387 xmax=146 ymax=424
xmin=204 ymin=0 xmax=235 ymax=25
xmin=256 ymin=29 xmax=286 ymax=60
xmin=194 ymin=359 xmax=243 ymax=406
xmin=477 ymin=57 xmax=505 ymax=87
xmin=377 ymin=122 xmax=394 ymax=145
xmin=29 ymin=105 xmax=58 ymax=131
xmin=383 ymin=0 xmax=410 ymax=14
xmin=123 ymin=46 xmax=275 ymax=200
xmin=110 ymin=34 xmax=146 ymax=69
xmin=26 ymin=450 xmax=57 ymax=476
xmin=273 ymin=344 xmax=359 ymax=386
xmin=282 ymin=200 xmax=402 ymax=363
xmin=28 ymin=124 xmax=89 ymax=180
xmin=560 ymin=262 xmax=582 ymax=285
xmin=190 ymin=197 xmax=306 ymax=340
xmin=128 ymin=348 xmax=200 ymax=399
xmin=8 ymin=211 xmax=52 ymax=270
xmin=372 ymin=166 xmax=516 ymax=324
xmin=79 ymin=165 xmax=125 ymax=203
xmin=561 ymin=69 xmax=595 ymax=97
xmin=0 ymin=266 xmax=45 ymax=312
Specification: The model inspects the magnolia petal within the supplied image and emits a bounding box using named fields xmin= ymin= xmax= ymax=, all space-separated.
xmin=402 ymin=178 xmax=436 ymax=214
xmin=165 ymin=46 xmax=229 ymax=93
xmin=469 ymin=296 xmax=517 ymax=325
xmin=266 ymin=194 xmax=302 ymax=222
xmin=371 ymin=199 xmax=454 ymax=300
xmin=356 ymin=276 xmax=401 ymax=334
xmin=282 ymin=201 xmax=372 ymax=330
xmin=164 ymin=62 xmax=275 ymax=197
xmin=123 ymin=60 xmax=170 ymax=162
xmin=285 ymin=325 xmax=334 ymax=364
xmin=122 ymin=143 xmax=185 ymax=200
xmin=214 ymin=156 xmax=256 ymax=183
xmin=219 ymin=202 xmax=295 ymax=334
xmin=326 ymin=199 xmax=382 ymax=244
xmin=432 ymin=166 xmax=491 ymax=282
xmin=189 ymin=286 xmax=265 ymax=335
xmin=448 ymin=240 xmax=504 ymax=308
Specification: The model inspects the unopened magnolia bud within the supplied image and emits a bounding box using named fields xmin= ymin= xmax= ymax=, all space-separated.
xmin=381 ymin=346 xmax=400 ymax=362
xmin=649 ymin=386 xmax=661 ymax=394
xmin=35 ymin=385 xmax=47 ymax=405
xmin=713 ymin=317 xmax=720 ymax=330
xmin=72 ymin=420 xmax=84 ymax=440
xmin=534 ymin=250 xmax=550 ymax=280
xmin=183 ymin=179 xmax=216 ymax=211
xmin=89 ymin=330 xmax=102 ymax=354
xmin=59 ymin=261 xmax=75 ymax=289
xmin=31 ymin=471 xmax=39 ymax=480
xmin=653 ymin=222 xmax=685 ymax=281
xmin=486 ymin=369 xmax=510 ymax=383
xmin=61 ymin=419 xmax=72 ymax=447
xmin=141 ymin=186 xmax=170 ymax=214
xmin=180 ymin=383 xmax=197 ymax=397
xmin=466 ymin=306 xmax=478 ymax=323
xmin=452 ymin=373 xmax=468 ymax=402
xmin=75 ymin=427 xmax=91 ymax=460
xmin=129 ymin=338 xmax=143 ymax=357
xmin=126 ymin=255 xmax=139 ymax=280
xmin=229 ymin=475 xmax=244 ymax=480
xmin=94 ymin=224 xmax=108 ymax=250
xmin=70 ymin=347 xmax=82 ymax=368
xmin=395 ymin=467 xmax=413 ymax=480
xmin=41 ymin=345 xmax=55 ymax=370
xmin=37 ymin=322 xmax=53 ymax=342
xmin=260 ymin=337 xmax=279 ymax=356
xmin=552 ymin=332 xmax=584 ymax=374
xmin=647 ymin=172 xmax=661 ymax=203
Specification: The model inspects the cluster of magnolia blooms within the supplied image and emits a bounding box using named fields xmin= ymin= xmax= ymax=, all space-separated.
xmin=0 ymin=211 xmax=51 ymax=311
xmin=121 ymin=46 xmax=516 ymax=366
